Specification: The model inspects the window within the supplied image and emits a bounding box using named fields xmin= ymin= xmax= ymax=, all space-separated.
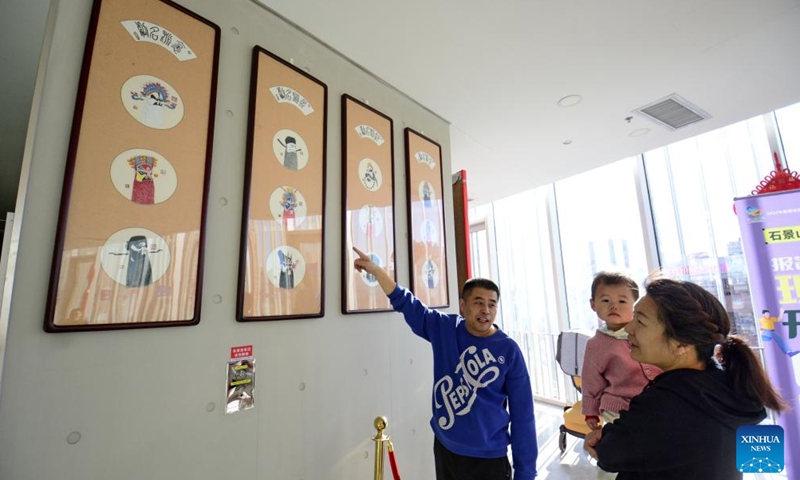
xmin=775 ymin=101 xmax=800 ymax=168
xmin=469 ymin=105 xmax=795 ymax=405
xmin=643 ymin=115 xmax=774 ymax=346
xmin=472 ymin=187 xmax=577 ymax=401
xmin=468 ymin=204 xmax=493 ymax=280
xmin=555 ymin=157 xmax=651 ymax=331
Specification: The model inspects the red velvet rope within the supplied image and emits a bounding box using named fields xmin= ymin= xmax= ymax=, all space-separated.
xmin=387 ymin=442 xmax=401 ymax=480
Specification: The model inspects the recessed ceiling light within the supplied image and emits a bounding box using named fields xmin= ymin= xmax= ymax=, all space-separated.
xmin=557 ymin=95 xmax=582 ymax=107
xmin=563 ymin=140 xmax=572 ymax=145
xmin=629 ymin=128 xmax=651 ymax=137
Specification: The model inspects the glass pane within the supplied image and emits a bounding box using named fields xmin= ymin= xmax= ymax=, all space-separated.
xmin=490 ymin=186 xmax=574 ymax=402
xmin=469 ymin=227 xmax=491 ymax=280
xmin=643 ymin=115 xmax=774 ymax=347
xmin=555 ymin=157 xmax=650 ymax=331
xmin=492 ymin=188 xmax=558 ymax=334
xmin=776 ymin=101 xmax=800 ymax=169
xmin=468 ymin=203 xmax=493 ymax=281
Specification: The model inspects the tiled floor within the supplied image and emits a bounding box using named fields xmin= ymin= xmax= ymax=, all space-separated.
xmin=533 ymin=401 xmax=788 ymax=480
xmin=534 ymin=401 xmax=617 ymax=479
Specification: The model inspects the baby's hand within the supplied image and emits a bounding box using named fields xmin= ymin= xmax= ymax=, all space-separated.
xmin=585 ymin=415 xmax=600 ymax=430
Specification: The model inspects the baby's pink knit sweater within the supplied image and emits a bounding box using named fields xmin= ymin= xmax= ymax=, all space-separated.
xmin=580 ymin=329 xmax=662 ymax=416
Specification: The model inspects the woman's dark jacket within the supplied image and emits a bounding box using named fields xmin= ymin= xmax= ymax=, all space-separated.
xmin=595 ymin=367 xmax=767 ymax=480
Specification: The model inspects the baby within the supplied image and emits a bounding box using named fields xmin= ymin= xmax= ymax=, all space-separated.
xmin=581 ymin=271 xmax=661 ymax=429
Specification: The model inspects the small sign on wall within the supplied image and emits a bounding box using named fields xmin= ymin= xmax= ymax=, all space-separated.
xmin=226 ymin=345 xmax=255 ymax=414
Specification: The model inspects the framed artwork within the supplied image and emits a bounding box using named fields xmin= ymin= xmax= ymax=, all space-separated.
xmin=237 ymin=46 xmax=328 ymax=321
xmin=44 ymin=0 xmax=220 ymax=332
xmin=342 ymin=95 xmax=396 ymax=313
xmin=405 ymin=128 xmax=449 ymax=307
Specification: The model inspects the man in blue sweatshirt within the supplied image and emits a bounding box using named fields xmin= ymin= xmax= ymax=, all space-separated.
xmin=353 ymin=247 xmax=538 ymax=480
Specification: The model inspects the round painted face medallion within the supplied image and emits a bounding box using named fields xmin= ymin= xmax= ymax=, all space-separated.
xmin=100 ymin=228 xmax=171 ymax=288
xmin=419 ymin=180 xmax=436 ymax=205
xmin=272 ymin=129 xmax=309 ymax=171
xmin=269 ymin=186 xmax=307 ymax=228
xmin=121 ymin=75 xmax=184 ymax=130
xmin=358 ymin=204 xmax=384 ymax=238
xmin=358 ymin=158 xmax=382 ymax=192
xmin=421 ymin=259 xmax=440 ymax=289
xmin=420 ymin=219 xmax=438 ymax=244
xmin=266 ymin=246 xmax=306 ymax=289
xmin=110 ymin=148 xmax=177 ymax=205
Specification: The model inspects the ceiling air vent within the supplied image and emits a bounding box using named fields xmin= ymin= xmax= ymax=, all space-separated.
xmin=633 ymin=94 xmax=710 ymax=131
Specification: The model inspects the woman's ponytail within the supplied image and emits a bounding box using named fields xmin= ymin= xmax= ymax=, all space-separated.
xmin=719 ymin=336 xmax=788 ymax=412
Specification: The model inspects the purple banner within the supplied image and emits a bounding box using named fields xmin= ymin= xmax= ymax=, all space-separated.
xmin=735 ymin=190 xmax=800 ymax=476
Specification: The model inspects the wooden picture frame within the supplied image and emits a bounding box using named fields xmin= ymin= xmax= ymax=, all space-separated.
xmin=341 ymin=95 xmax=396 ymax=313
xmin=237 ymin=46 xmax=328 ymax=321
xmin=44 ymin=0 xmax=220 ymax=332
xmin=405 ymin=128 xmax=449 ymax=307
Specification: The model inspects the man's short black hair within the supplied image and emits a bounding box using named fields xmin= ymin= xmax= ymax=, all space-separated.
xmin=461 ymin=278 xmax=500 ymax=300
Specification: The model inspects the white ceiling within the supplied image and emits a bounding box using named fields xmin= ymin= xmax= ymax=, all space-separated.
xmin=258 ymin=0 xmax=800 ymax=206
xmin=2 ymin=0 xmax=800 ymax=219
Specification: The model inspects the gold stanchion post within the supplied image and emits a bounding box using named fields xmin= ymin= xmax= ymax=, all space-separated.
xmin=372 ymin=416 xmax=389 ymax=480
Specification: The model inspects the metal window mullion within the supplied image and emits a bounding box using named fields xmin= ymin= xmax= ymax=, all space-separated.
xmin=764 ymin=111 xmax=787 ymax=170
xmin=636 ymin=154 xmax=661 ymax=274
xmin=664 ymin=148 xmax=688 ymax=264
xmin=551 ymin=184 xmax=571 ymax=331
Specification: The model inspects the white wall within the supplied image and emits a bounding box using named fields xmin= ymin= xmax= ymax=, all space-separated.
xmin=0 ymin=1 xmax=456 ymax=479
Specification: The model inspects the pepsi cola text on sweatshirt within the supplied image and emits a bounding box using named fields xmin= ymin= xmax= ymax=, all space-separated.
xmin=389 ymin=286 xmax=538 ymax=480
